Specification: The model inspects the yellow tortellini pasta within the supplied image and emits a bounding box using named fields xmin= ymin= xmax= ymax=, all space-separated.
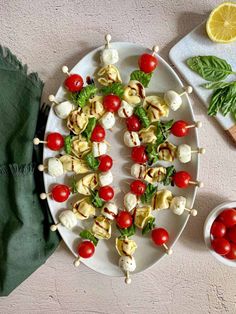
xmin=71 ymin=135 xmax=91 ymax=158
xmin=97 ymin=65 xmax=122 ymax=86
xmin=116 ymin=238 xmax=137 ymax=257
xmin=157 ymin=141 xmax=176 ymax=162
xmin=143 ymin=96 xmax=169 ymax=122
xmin=123 ymin=80 xmax=145 ymax=105
xmin=67 ymin=109 xmax=89 ymax=135
xmin=92 ymin=215 xmax=112 ymax=240
xmin=72 ymin=197 xmax=96 ymax=220
xmin=152 ymin=189 xmax=173 ymax=211
xmin=59 ymin=154 xmax=90 ymax=174
xmin=83 ymin=96 xmax=105 ymax=119
xmin=134 ymin=206 xmax=152 ymax=229
xmin=139 ymin=125 xmax=157 ymax=144
xmin=75 ymin=173 xmax=98 ymax=195
xmin=142 ymin=166 xmax=166 ymax=184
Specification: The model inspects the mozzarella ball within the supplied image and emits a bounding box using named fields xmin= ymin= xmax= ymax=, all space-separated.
xmin=170 ymin=196 xmax=186 ymax=215
xmin=54 ymin=100 xmax=75 ymax=119
xmin=119 ymin=256 xmax=136 ymax=272
xmin=130 ymin=163 xmax=146 ymax=179
xmin=118 ymin=100 xmax=134 ymax=118
xmin=59 ymin=210 xmax=77 ymax=229
xmin=164 ymin=90 xmax=182 ymax=111
xmin=48 ymin=157 xmax=64 ymax=177
xmin=124 ymin=131 xmax=140 ymax=147
xmin=100 ymin=112 xmax=115 ymax=129
xmin=101 ymin=202 xmax=118 ymax=220
xmin=124 ymin=192 xmax=138 ymax=212
xmin=99 ymin=170 xmax=113 ymax=186
xmin=92 ymin=142 xmax=108 ymax=157
xmin=177 ymin=144 xmax=192 ymax=163
xmin=100 ymin=48 xmax=119 ymax=65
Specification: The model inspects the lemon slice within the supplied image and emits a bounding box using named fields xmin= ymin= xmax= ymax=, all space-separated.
xmin=206 ymin=2 xmax=236 ymax=43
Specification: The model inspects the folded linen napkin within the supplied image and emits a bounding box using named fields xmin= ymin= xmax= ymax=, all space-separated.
xmin=0 ymin=47 xmax=60 ymax=296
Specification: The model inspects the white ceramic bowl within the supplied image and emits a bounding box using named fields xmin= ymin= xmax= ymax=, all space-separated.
xmin=204 ymin=201 xmax=236 ymax=267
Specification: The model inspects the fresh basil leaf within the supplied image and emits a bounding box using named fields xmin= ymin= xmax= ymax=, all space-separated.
xmin=221 ymin=84 xmax=236 ymax=116
xmin=134 ymin=105 xmax=150 ymax=128
xmin=71 ymin=176 xmax=77 ymax=193
xmin=231 ymin=105 xmax=236 ymax=121
xmin=90 ymin=190 xmax=104 ymax=208
xmin=117 ymin=224 xmax=136 ymax=238
xmin=141 ymin=183 xmax=157 ymax=204
xmin=186 ymin=56 xmax=234 ymax=82
xmin=142 ymin=216 xmax=155 ymax=235
xmin=100 ymin=82 xmax=124 ymax=98
xmin=163 ymin=165 xmax=176 ymax=186
xmin=201 ymin=81 xmax=232 ymax=90
xmin=70 ymin=84 xmax=98 ymax=108
xmin=208 ymin=86 xmax=231 ymax=116
xmin=85 ymin=152 xmax=100 ymax=170
xmin=80 ymin=230 xmax=99 ymax=246
xmin=146 ymin=143 xmax=159 ymax=165
xmin=130 ymin=70 xmax=153 ymax=88
xmin=64 ymin=135 xmax=72 ymax=154
xmin=82 ymin=117 xmax=96 ymax=141
xmin=156 ymin=119 xmax=174 ymax=145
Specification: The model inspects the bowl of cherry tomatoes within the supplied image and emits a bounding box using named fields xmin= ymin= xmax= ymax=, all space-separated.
xmin=204 ymin=201 xmax=236 ymax=267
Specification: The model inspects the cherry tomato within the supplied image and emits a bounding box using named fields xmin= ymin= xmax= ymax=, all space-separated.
xmin=77 ymin=241 xmax=95 ymax=258
xmin=126 ymin=115 xmax=141 ymax=132
xmin=218 ymin=209 xmax=236 ymax=228
xmin=47 ymin=132 xmax=64 ymax=151
xmin=138 ymin=53 xmax=158 ymax=73
xmin=64 ymin=74 xmax=84 ymax=92
xmin=173 ymin=171 xmax=190 ymax=188
xmin=103 ymin=94 xmax=121 ymax=113
xmin=51 ymin=184 xmax=70 ymax=202
xmin=130 ymin=180 xmax=146 ymax=196
xmin=171 ymin=120 xmax=189 ymax=137
xmin=116 ymin=211 xmax=133 ymax=229
xmin=98 ymin=155 xmax=113 ymax=172
xmin=131 ymin=146 xmax=148 ymax=164
xmin=225 ymin=243 xmax=236 ymax=260
xmin=99 ymin=186 xmax=114 ymax=201
xmin=211 ymin=238 xmax=231 ymax=255
xmin=210 ymin=221 xmax=226 ymax=238
xmin=91 ymin=124 xmax=106 ymax=142
xmin=227 ymin=225 xmax=236 ymax=244
xmin=151 ymin=228 xmax=169 ymax=246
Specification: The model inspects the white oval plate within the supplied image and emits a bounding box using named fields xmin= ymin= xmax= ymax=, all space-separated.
xmin=43 ymin=42 xmax=199 ymax=277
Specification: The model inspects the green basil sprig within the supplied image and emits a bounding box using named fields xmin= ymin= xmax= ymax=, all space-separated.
xmin=117 ymin=224 xmax=136 ymax=238
xmin=163 ymin=165 xmax=176 ymax=186
xmin=187 ymin=56 xmax=235 ymax=82
xmin=142 ymin=216 xmax=155 ymax=235
xmin=82 ymin=117 xmax=96 ymax=141
xmin=141 ymin=183 xmax=157 ymax=204
xmin=70 ymin=84 xmax=98 ymax=108
xmin=84 ymin=152 xmax=100 ymax=170
xmin=100 ymin=82 xmax=124 ymax=98
xmin=80 ymin=230 xmax=99 ymax=246
xmin=156 ymin=119 xmax=174 ymax=146
xmin=146 ymin=143 xmax=159 ymax=165
xmin=130 ymin=70 xmax=153 ymax=88
xmin=134 ymin=105 xmax=150 ymax=128
xmin=64 ymin=135 xmax=73 ymax=154
xmin=90 ymin=190 xmax=104 ymax=208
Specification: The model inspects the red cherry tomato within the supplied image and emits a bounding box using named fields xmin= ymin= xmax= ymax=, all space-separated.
xmin=51 ymin=184 xmax=70 ymax=202
xmin=225 ymin=243 xmax=236 ymax=260
xmin=64 ymin=74 xmax=84 ymax=92
xmin=227 ymin=225 xmax=236 ymax=243
xmin=98 ymin=155 xmax=113 ymax=172
xmin=99 ymin=186 xmax=114 ymax=201
xmin=77 ymin=241 xmax=95 ymax=258
xmin=210 ymin=221 xmax=226 ymax=238
xmin=126 ymin=115 xmax=141 ymax=132
xmin=171 ymin=120 xmax=189 ymax=137
xmin=103 ymin=95 xmax=121 ymax=113
xmin=131 ymin=146 xmax=148 ymax=164
xmin=211 ymin=238 xmax=231 ymax=255
xmin=130 ymin=180 xmax=146 ymax=196
xmin=46 ymin=132 xmax=64 ymax=151
xmin=173 ymin=171 xmax=191 ymax=188
xmin=91 ymin=124 xmax=106 ymax=142
xmin=116 ymin=211 xmax=133 ymax=229
xmin=151 ymin=228 xmax=169 ymax=246
xmin=218 ymin=209 xmax=236 ymax=228
xmin=138 ymin=53 xmax=158 ymax=73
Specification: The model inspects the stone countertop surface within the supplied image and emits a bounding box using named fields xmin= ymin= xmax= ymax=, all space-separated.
xmin=0 ymin=0 xmax=236 ymax=313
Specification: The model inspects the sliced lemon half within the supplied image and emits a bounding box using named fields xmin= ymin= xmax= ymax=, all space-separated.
xmin=206 ymin=2 xmax=236 ymax=43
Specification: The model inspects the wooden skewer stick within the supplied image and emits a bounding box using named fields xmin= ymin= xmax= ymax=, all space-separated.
xmin=189 ymin=180 xmax=204 ymax=188
xmin=105 ymin=34 xmax=111 ymax=48
xmin=163 ymin=243 xmax=173 ymax=255
xmin=62 ymin=65 xmax=70 ymax=76
xmin=179 ymin=86 xmax=193 ymax=96
xmin=40 ymin=192 xmax=52 ymax=200
xmin=48 ymin=95 xmax=58 ymax=105
xmin=33 ymin=138 xmax=47 ymax=145
xmin=38 ymin=164 xmax=47 ymax=171
xmin=125 ymin=271 xmax=131 ymax=284
xmin=185 ymin=121 xmax=202 ymax=129
xmin=185 ymin=208 xmax=198 ymax=216
xmin=152 ymin=45 xmax=159 ymax=56
xmin=50 ymin=223 xmax=61 ymax=231
xmin=191 ymin=148 xmax=206 ymax=154
xmin=74 ymin=257 xmax=81 ymax=267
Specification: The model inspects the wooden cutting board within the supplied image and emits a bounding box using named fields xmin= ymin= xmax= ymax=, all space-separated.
xmin=169 ymin=22 xmax=236 ymax=143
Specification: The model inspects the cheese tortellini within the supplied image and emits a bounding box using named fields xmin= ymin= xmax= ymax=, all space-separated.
xmin=92 ymin=215 xmax=112 ymax=240
xmin=71 ymin=136 xmax=91 ymax=158
xmin=116 ymin=238 xmax=137 ymax=256
xmin=59 ymin=154 xmax=90 ymax=174
xmin=142 ymin=166 xmax=166 ymax=184
xmin=139 ymin=125 xmax=157 ymax=144
xmin=143 ymin=96 xmax=169 ymax=122
xmin=134 ymin=206 xmax=152 ymax=229
xmin=157 ymin=142 xmax=176 ymax=162
xmin=83 ymin=96 xmax=105 ymax=119
xmin=152 ymin=189 xmax=173 ymax=211
xmin=97 ymin=65 xmax=122 ymax=86
xmin=73 ymin=198 xmax=96 ymax=220
xmin=75 ymin=173 xmax=98 ymax=195
xmin=123 ymin=80 xmax=145 ymax=105
xmin=67 ymin=110 xmax=89 ymax=135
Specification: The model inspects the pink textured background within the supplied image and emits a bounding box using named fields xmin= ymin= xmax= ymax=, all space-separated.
xmin=1 ymin=0 xmax=236 ymax=313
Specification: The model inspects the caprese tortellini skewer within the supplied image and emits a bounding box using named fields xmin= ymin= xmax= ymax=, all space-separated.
xmin=170 ymin=196 xmax=197 ymax=216
xmin=48 ymin=94 xmax=75 ymax=119
xmin=164 ymin=86 xmax=193 ymax=111
xmin=171 ymin=120 xmax=202 ymax=137
xmin=33 ymin=132 xmax=64 ymax=151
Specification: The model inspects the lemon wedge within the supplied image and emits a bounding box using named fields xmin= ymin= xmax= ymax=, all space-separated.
xmin=206 ymin=2 xmax=236 ymax=43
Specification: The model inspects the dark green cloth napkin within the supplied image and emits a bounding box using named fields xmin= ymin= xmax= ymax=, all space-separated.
xmin=0 ymin=47 xmax=60 ymax=296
